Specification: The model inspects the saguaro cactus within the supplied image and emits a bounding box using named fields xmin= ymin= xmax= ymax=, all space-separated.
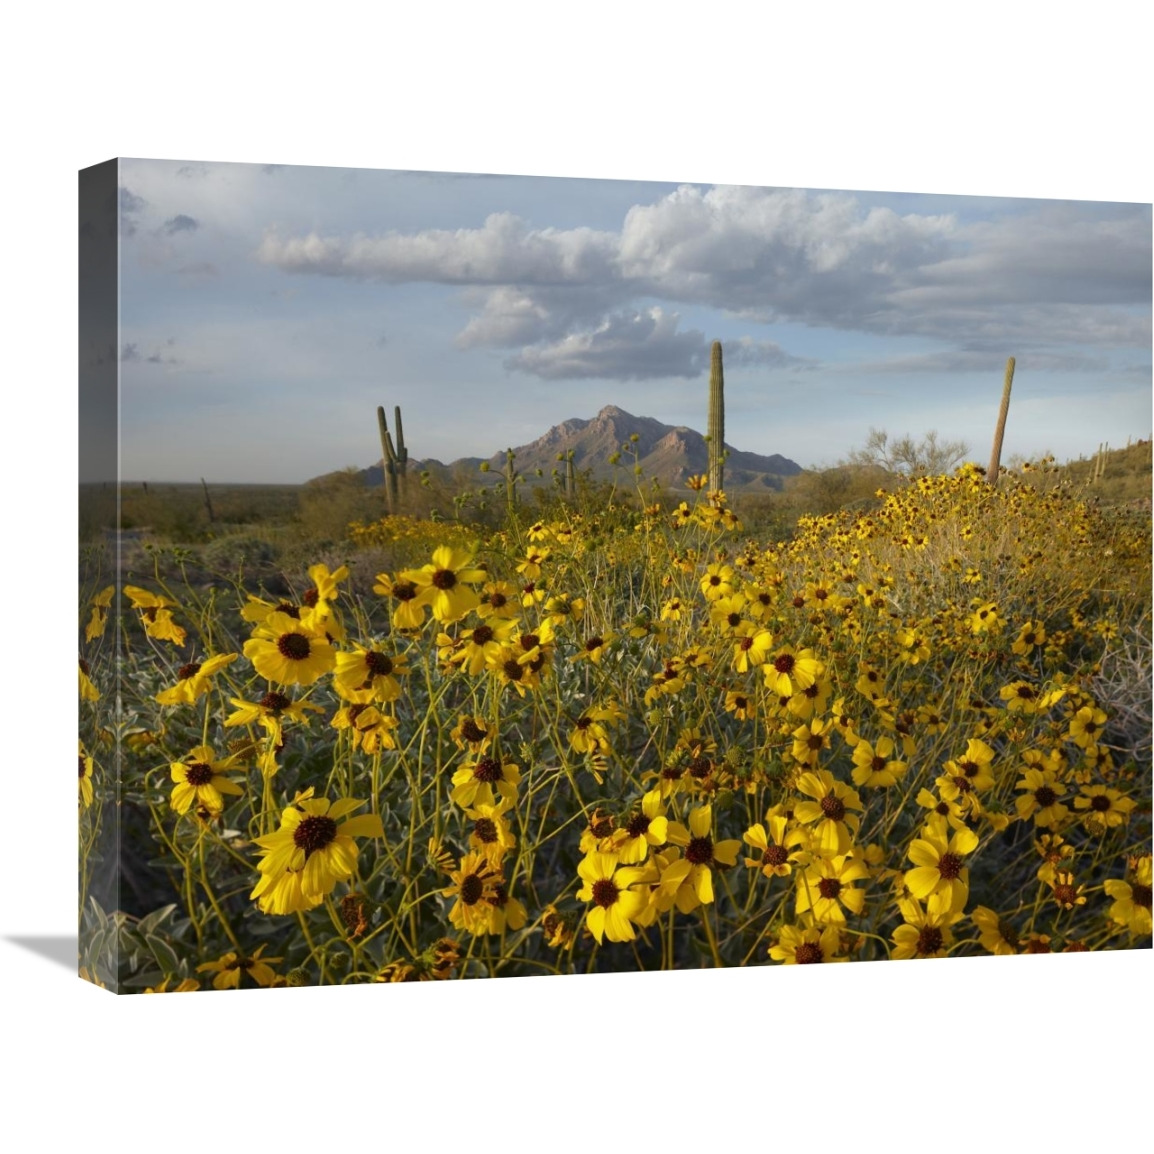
xmin=377 ymin=405 xmax=399 ymax=513
xmin=200 ymin=477 xmax=215 ymax=523
xmin=707 ymin=340 xmax=725 ymax=493
xmin=987 ymin=356 xmax=1015 ymax=486
xmin=504 ymin=448 xmax=519 ymax=511
xmin=394 ymin=405 xmax=409 ymax=495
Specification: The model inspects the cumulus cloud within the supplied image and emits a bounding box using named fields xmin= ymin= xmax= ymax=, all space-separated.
xmin=724 ymin=336 xmax=817 ymax=370
xmin=163 ymin=213 xmax=199 ymax=235
xmin=118 ymin=187 xmax=145 ymax=236
xmin=255 ymin=183 xmax=1152 ymax=382
xmin=258 ymin=211 xmax=619 ymax=284
xmin=505 ymin=308 xmax=709 ymax=381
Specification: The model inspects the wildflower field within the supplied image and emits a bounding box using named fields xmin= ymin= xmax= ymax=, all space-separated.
xmin=78 ymin=463 xmax=1152 ymax=991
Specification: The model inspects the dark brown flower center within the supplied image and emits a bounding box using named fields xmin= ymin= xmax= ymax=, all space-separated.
xmin=460 ymin=719 xmax=486 ymax=743
xmin=916 ymin=926 xmax=944 ymax=955
xmin=817 ymin=877 xmax=842 ymax=900
xmin=688 ymin=756 xmax=713 ymax=780
xmin=795 ymin=941 xmax=823 ymax=964
xmin=1024 ymin=936 xmax=1051 ymax=954
xmin=474 ymin=758 xmax=502 ymax=783
xmin=1090 ymin=794 xmax=1112 ymax=812
xmin=1054 ymin=884 xmax=1078 ymax=906
xmin=275 ymin=602 xmax=301 ymax=619
xmin=1130 ymin=883 xmax=1152 ymax=909
xmin=820 ymin=795 xmax=846 ymax=822
xmin=686 ymin=835 xmax=714 ymax=865
xmin=260 ymin=691 xmax=291 ymax=713
xmin=293 ymin=814 xmax=338 ymax=856
xmin=733 ymin=695 xmax=748 ymax=710
xmin=871 ymin=755 xmax=887 ymax=772
xmin=184 ymin=762 xmax=214 ymax=786
xmin=347 ymin=703 xmax=370 ymax=724
xmin=520 ymin=633 xmax=540 ymax=651
xmin=487 ymin=592 xmax=507 ymax=608
xmin=1015 ymin=685 xmax=1036 ymax=700
xmin=502 ymin=659 xmax=524 ymax=681
xmin=576 ymin=716 xmax=592 ymax=730
xmin=997 ymin=919 xmax=1020 ymax=948
xmin=392 ymin=581 xmax=418 ymax=603
xmin=592 ymin=878 xmax=619 ymax=908
xmin=937 ymin=852 xmax=964 ymax=881
xmin=277 ymin=632 xmax=312 ymax=661
xmin=431 ymin=569 xmax=457 ymax=590
xmin=764 ymin=845 xmax=789 ymax=866
xmin=365 ymin=650 xmax=394 ymax=677
xmin=471 ymin=626 xmax=494 ymax=646
xmin=1034 ymin=785 xmax=1057 ymax=808
xmin=78 ymin=755 xmax=87 ymax=779
xmin=626 ymin=812 xmax=651 ymax=838
xmin=473 ymin=817 xmax=498 ymax=843
xmin=302 ymin=588 xmax=320 ymax=608
xmin=460 ymin=874 xmax=484 ymax=905
xmin=959 ymin=760 xmax=979 ymax=778
xmin=774 ymin=653 xmax=796 ymax=674
xmin=79 ymin=658 xmax=91 ymax=676
xmin=177 ymin=662 xmax=202 ymax=680
xmin=585 ymin=636 xmax=604 ymax=652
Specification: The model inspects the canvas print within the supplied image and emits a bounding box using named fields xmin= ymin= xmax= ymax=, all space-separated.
xmin=78 ymin=159 xmax=1152 ymax=992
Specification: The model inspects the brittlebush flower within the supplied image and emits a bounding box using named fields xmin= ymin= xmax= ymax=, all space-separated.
xmin=400 ymin=545 xmax=486 ymax=624
xmin=850 ymin=735 xmax=907 ymax=788
xmin=891 ymin=893 xmax=961 ymax=959
xmin=225 ymin=690 xmax=323 ymax=747
xmin=1014 ymin=766 xmax=1069 ymax=828
xmin=904 ymin=816 xmax=979 ymax=912
xmin=450 ymin=755 xmax=520 ymax=809
xmin=1104 ymin=856 xmax=1152 ymax=936
xmin=197 ymin=943 xmax=282 ymax=990
xmin=79 ymin=741 xmax=95 ymax=809
xmin=79 ymin=658 xmax=99 ymax=702
xmin=1073 ymin=785 xmax=1136 ymax=831
xmin=769 ymin=923 xmax=847 ymax=964
xmin=612 ymin=790 xmax=669 ymax=865
xmin=576 ymin=853 xmax=654 ymax=944
xmin=662 ymin=804 xmax=742 ymax=912
xmin=170 ymin=745 xmax=244 ymax=815
xmin=762 ymin=646 xmax=823 ymax=698
xmin=333 ymin=644 xmax=410 ymax=701
xmin=443 ymin=851 xmax=502 ymax=936
xmin=971 ymin=906 xmax=1020 ymax=955
xmin=124 ymin=585 xmax=187 ymax=645
xmin=84 ymin=585 xmax=115 ymax=642
xmin=156 ymin=652 xmax=238 ymax=706
xmin=244 ymin=611 xmax=336 ymax=686
xmin=794 ymin=854 xmax=870 ymax=924
xmin=793 ymin=770 xmax=863 ymax=855
xmin=250 ymin=790 xmax=383 ymax=915
xmin=373 ymin=572 xmax=428 ymax=631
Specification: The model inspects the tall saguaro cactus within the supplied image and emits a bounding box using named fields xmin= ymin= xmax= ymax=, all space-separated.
xmin=377 ymin=405 xmax=399 ymax=513
xmin=504 ymin=448 xmax=519 ymax=512
xmin=987 ymin=356 xmax=1015 ymax=486
xmin=707 ymin=340 xmax=725 ymax=493
xmin=393 ymin=405 xmax=409 ymax=496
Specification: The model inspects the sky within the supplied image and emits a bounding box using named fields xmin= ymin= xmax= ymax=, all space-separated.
xmin=114 ymin=159 xmax=1152 ymax=482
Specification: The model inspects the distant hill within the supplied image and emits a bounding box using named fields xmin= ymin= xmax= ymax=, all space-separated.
xmin=344 ymin=404 xmax=801 ymax=493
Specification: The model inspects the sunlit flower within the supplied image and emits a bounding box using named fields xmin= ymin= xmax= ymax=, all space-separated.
xmin=156 ymin=652 xmax=238 ymax=706
xmin=196 ymin=943 xmax=282 ymax=990
xmin=170 ymin=745 xmax=244 ymax=815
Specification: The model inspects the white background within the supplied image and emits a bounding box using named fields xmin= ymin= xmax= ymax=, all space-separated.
xmin=1 ymin=3 xmax=1150 ymax=1148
